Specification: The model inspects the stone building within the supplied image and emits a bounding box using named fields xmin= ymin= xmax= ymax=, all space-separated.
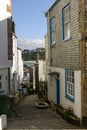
xmin=45 ymin=0 xmax=87 ymax=126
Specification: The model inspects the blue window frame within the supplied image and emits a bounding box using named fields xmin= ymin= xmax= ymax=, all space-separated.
xmin=65 ymin=69 xmax=75 ymax=102
xmin=50 ymin=17 xmax=56 ymax=45
xmin=62 ymin=4 xmax=71 ymax=40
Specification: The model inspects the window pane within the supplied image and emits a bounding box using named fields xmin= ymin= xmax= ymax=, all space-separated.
xmin=51 ymin=17 xmax=56 ymax=31
xmin=66 ymin=69 xmax=74 ymax=99
xmin=67 ymin=76 xmax=69 ymax=81
xmin=64 ymin=14 xmax=70 ymax=23
xmin=64 ymin=6 xmax=70 ymax=15
xmin=63 ymin=5 xmax=70 ymax=39
xmin=50 ymin=17 xmax=56 ymax=44
xmin=64 ymin=23 xmax=70 ymax=38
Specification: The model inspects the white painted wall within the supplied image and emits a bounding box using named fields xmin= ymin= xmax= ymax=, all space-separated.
xmin=12 ymin=35 xmax=17 ymax=73
xmin=0 ymin=19 xmax=12 ymax=93
xmin=48 ymin=75 xmax=56 ymax=103
xmin=11 ymin=34 xmax=18 ymax=90
xmin=0 ymin=0 xmax=12 ymax=21
xmin=11 ymin=36 xmax=23 ymax=90
xmin=0 ymin=0 xmax=13 ymax=93
xmin=0 ymin=69 xmax=8 ymax=94
xmin=0 ymin=114 xmax=7 ymax=130
xmin=38 ymin=60 xmax=46 ymax=81
xmin=17 ymin=47 xmax=23 ymax=84
xmin=0 ymin=19 xmax=12 ymax=68
xmin=48 ymin=67 xmax=81 ymax=118
xmin=33 ymin=66 xmax=36 ymax=90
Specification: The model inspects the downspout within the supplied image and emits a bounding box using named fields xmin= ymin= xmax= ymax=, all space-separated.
xmin=46 ymin=10 xmax=51 ymax=69
xmin=46 ymin=10 xmax=51 ymax=101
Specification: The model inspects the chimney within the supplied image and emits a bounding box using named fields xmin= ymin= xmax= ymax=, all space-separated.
xmin=36 ymin=53 xmax=40 ymax=63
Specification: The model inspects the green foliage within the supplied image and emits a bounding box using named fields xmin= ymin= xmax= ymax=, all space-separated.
xmin=56 ymin=105 xmax=74 ymax=117
xmin=64 ymin=107 xmax=74 ymax=116
xmin=56 ymin=104 xmax=63 ymax=110
xmin=21 ymin=82 xmax=29 ymax=88
xmin=22 ymin=48 xmax=45 ymax=61
xmin=28 ymin=88 xmax=35 ymax=95
xmin=37 ymin=81 xmax=48 ymax=101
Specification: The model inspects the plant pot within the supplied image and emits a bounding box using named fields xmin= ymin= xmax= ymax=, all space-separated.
xmin=56 ymin=107 xmax=80 ymax=126
xmin=66 ymin=115 xmax=80 ymax=126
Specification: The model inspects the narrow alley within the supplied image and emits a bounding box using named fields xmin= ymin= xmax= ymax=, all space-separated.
xmin=6 ymin=95 xmax=80 ymax=129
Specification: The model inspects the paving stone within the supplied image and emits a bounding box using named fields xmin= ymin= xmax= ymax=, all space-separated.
xmin=5 ymin=95 xmax=81 ymax=129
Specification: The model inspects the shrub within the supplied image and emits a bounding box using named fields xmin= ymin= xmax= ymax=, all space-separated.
xmin=37 ymin=81 xmax=47 ymax=100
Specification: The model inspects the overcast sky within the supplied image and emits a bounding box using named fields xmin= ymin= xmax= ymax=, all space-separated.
xmin=12 ymin=0 xmax=53 ymax=50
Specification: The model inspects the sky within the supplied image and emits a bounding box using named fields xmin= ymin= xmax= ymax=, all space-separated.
xmin=12 ymin=0 xmax=53 ymax=50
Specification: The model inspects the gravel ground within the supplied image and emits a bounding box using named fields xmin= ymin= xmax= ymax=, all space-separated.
xmin=5 ymin=95 xmax=81 ymax=130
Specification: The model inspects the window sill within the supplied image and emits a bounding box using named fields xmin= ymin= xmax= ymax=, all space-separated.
xmin=65 ymin=95 xmax=74 ymax=102
xmin=50 ymin=43 xmax=56 ymax=47
xmin=63 ymin=37 xmax=71 ymax=42
xmin=50 ymin=41 xmax=56 ymax=46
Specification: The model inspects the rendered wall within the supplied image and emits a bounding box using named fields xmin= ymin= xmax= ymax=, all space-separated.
xmin=0 ymin=0 xmax=12 ymax=21
xmin=17 ymin=48 xmax=23 ymax=83
xmin=48 ymin=67 xmax=81 ymax=118
xmin=0 ymin=69 xmax=9 ymax=94
xmin=38 ymin=60 xmax=46 ymax=81
xmin=0 ymin=19 xmax=12 ymax=68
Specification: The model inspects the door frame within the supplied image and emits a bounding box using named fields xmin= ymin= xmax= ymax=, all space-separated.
xmin=56 ymin=74 xmax=60 ymax=104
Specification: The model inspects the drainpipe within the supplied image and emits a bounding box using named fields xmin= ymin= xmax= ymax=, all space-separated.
xmin=47 ymin=11 xmax=51 ymax=67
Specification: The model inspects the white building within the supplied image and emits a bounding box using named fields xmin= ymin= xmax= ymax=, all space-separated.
xmin=11 ymin=37 xmax=23 ymax=91
xmin=0 ymin=0 xmax=12 ymax=94
xmin=17 ymin=47 xmax=23 ymax=87
xmin=23 ymin=61 xmax=38 ymax=89
xmin=24 ymin=59 xmax=46 ymax=88
xmin=0 ymin=0 xmax=12 ymax=21
xmin=38 ymin=60 xmax=46 ymax=81
xmin=11 ymin=34 xmax=18 ymax=91
xmin=0 ymin=0 xmax=23 ymax=94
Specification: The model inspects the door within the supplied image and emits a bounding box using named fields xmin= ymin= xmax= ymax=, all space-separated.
xmin=56 ymin=75 xmax=60 ymax=104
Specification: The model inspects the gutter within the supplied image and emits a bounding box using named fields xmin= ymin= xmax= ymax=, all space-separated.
xmin=45 ymin=0 xmax=60 ymax=16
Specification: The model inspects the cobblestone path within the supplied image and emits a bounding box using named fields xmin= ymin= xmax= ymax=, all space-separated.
xmin=5 ymin=95 xmax=81 ymax=130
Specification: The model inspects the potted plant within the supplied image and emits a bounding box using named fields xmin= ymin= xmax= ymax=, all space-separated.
xmin=56 ymin=105 xmax=80 ymax=126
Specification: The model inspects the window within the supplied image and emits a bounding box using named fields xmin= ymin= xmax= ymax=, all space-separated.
xmin=65 ymin=69 xmax=74 ymax=102
xmin=50 ymin=17 xmax=56 ymax=45
xmin=62 ymin=4 xmax=71 ymax=40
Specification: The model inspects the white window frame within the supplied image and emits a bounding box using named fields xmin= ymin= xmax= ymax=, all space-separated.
xmin=65 ymin=69 xmax=75 ymax=102
xmin=50 ymin=17 xmax=56 ymax=45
